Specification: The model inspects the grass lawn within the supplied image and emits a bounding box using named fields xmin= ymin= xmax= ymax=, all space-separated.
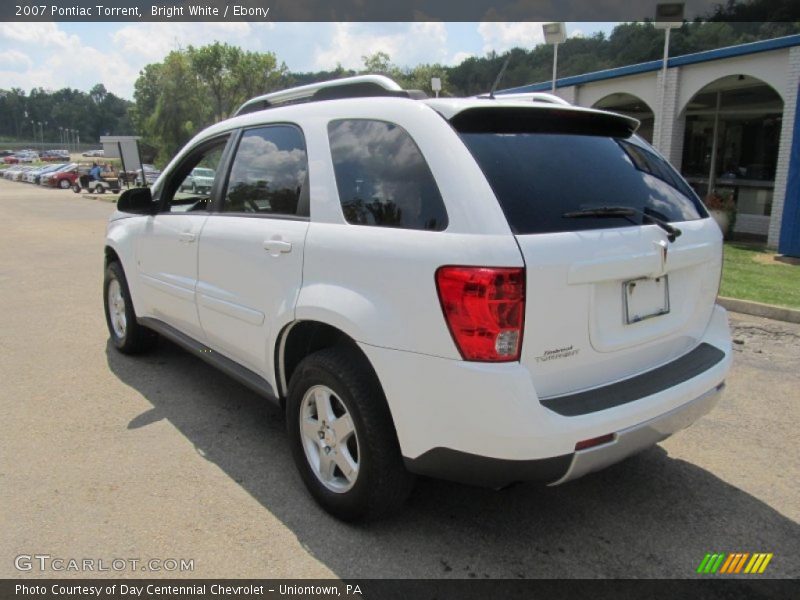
xmin=721 ymin=243 xmax=800 ymax=309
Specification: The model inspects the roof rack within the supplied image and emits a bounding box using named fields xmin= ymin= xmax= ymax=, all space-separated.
xmin=475 ymin=92 xmax=571 ymax=106
xmin=234 ymin=75 xmax=426 ymax=116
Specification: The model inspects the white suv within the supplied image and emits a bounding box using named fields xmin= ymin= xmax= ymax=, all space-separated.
xmin=104 ymin=75 xmax=732 ymax=520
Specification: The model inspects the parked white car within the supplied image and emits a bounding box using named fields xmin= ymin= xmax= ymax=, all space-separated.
xmin=17 ymin=151 xmax=39 ymax=163
xmin=3 ymin=166 xmax=23 ymax=180
xmin=179 ymin=167 xmax=216 ymax=194
xmin=10 ymin=165 xmax=36 ymax=181
xmin=103 ymin=76 xmax=732 ymax=520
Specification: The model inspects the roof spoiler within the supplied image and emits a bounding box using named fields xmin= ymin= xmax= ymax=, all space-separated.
xmin=450 ymin=105 xmax=640 ymax=138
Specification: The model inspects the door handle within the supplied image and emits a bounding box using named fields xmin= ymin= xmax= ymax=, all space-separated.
xmin=179 ymin=232 xmax=196 ymax=243
xmin=263 ymin=240 xmax=292 ymax=256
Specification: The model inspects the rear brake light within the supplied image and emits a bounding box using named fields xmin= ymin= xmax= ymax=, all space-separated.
xmin=435 ymin=266 xmax=525 ymax=362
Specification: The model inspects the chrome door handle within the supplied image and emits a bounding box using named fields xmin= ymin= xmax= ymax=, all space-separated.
xmin=179 ymin=232 xmax=196 ymax=243
xmin=263 ymin=240 xmax=292 ymax=255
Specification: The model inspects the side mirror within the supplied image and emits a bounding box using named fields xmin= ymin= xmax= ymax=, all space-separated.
xmin=117 ymin=187 xmax=156 ymax=215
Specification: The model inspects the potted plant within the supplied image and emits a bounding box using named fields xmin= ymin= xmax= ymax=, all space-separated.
xmin=705 ymin=192 xmax=736 ymax=239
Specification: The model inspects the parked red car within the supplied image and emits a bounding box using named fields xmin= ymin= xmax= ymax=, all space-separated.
xmin=44 ymin=165 xmax=79 ymax=189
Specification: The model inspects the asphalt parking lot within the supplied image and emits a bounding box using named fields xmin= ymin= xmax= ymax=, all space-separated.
xmin=1 ymin=179 xmax=798 ymax=579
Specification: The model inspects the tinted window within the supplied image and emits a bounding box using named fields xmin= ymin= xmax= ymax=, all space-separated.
xmin=164 ymin=137 xmax=228 ymax=213
xmin=618 ymin=139 xmax=696 ymax=200
xmin=328 ymin=119 xmax=447 ymax=231
xmin=223 ymin=125 xmax=307 ymax=216
xmin=459 ymin=133 xmax=706 ymax=235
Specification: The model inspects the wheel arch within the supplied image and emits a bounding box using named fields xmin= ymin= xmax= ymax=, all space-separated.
xmin=104 ymin=244 xmax=121 ymax=268
xmin=276 ymin=320 xmax=383 ymax=409
xmin=103 ymin=239 xmax=143 ymax=319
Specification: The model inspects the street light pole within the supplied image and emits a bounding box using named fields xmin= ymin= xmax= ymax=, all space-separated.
xmin=552 ymin=43 xmax=559 ymax=93
xmin=654 ymin=3 xmax=685 ymax=152
xmin=542 ymin=23 xmax=567 ymax=95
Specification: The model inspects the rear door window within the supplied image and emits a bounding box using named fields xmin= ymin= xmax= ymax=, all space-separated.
xmin=459 ymin=131 xmax=706 ymax=235
xmin=328 ymin=119 xmax=447 ymax=231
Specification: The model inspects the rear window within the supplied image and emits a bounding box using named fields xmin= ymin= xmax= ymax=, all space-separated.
xmin=459 ymin=132 xmax=706 ymax=235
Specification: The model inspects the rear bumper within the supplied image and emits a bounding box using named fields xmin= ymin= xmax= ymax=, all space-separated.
xmin=552 ymin=381 xmax=724 ymax=485
xmin=361 ymin=305 xmax=732 ymax=487
xmin=404 ymin=382 xmax=724 ymax=488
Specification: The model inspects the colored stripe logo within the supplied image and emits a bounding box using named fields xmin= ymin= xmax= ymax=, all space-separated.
xmin=696 ymin=553 xmax=773 ymax=574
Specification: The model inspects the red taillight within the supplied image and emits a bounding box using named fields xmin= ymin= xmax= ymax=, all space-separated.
xmin=435 ymin=266 xmax=525 ymax=362
xmin=575 ymin=434 xmax=615 ymax=451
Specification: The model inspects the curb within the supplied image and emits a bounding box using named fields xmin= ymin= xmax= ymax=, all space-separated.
xmin=718 ymin=296 xmax=800 ymax=324
xmin=81 ymin=193 xmax=118 ymax=203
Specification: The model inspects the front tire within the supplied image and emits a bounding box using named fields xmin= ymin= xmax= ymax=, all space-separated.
xmin=104 ymin=261 xmax=157 ymax=354
xmin=286 ymin=346 xmax=414 ymax=521
xmin=59 ymin=178 xmax=70 ymax=189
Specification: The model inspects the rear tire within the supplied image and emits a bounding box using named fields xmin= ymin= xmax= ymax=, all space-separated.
xmin=104 ymin=261 xmax=157 ymax=354
xmin=95 ymin=184 xmax=105 ymax=194
xmin=286 ymin=346 xmax=414 ymax=521
xmin=59 ymin=179 xmax=70 ymax=189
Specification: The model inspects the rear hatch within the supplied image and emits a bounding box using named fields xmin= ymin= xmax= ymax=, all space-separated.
xmin=452 ymin=106 xmax=722 ymax=398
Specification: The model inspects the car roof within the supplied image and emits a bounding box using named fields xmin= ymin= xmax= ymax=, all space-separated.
xmin=197 ymin=94 xmax=636 ymax=140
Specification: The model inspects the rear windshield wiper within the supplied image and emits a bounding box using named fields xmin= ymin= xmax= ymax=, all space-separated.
xmin=563 ymin=206 xmax=682 ymax=242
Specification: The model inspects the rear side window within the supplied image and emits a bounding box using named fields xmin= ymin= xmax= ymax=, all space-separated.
xmin=328 ymin=119 xmax=447 ymax=231
xmin=459 ymin=132 xmax=705 ymax=235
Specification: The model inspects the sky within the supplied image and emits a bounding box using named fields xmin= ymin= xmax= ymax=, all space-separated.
xmin=0 ymin=21 xmax=617 ymax=99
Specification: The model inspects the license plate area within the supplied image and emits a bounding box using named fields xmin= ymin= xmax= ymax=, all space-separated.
xmin=623 ymin=276 xmax=670 ymax=324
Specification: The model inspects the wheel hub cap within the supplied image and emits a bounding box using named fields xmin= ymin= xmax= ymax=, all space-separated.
xmin=299 ymin=385 xmax=360 ymax=493
xmin=107 ymin=279 xmax=127 ymax=338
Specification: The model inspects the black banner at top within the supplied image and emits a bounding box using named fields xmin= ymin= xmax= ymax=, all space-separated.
xmin=3 ymin=0 xmax=800 ymax=22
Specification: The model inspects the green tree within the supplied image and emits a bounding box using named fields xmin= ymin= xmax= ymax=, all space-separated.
xmin=230 ymin=49 xmax=288 ymax=106
xmin=359 ymin=52 xmax=450 ymax=96
xmin=361 ymin=51 xmax=393 ymax=74
xmin=188 ymin=42 xmax=238 ymax=122
xmin=132 ymin=43 xmax=287 ymax=162
xmin=148 ymin=51 xmax=206 ymax=163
